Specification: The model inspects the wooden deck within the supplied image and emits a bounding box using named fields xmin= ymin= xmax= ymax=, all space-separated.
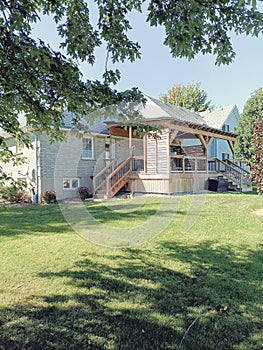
xmin=93 ymin=155 xmax=251 ymax=198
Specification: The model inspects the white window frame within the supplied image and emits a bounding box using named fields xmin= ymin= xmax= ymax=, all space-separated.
xmin=222 ymin=124 xmax=230 ymax=132
xmin=222 ymin=153 xmax=230 ymax=161
xmin=82 ymin=137 xmax=94 ymax=159
xmin=63 ymin=178 xmax=80 ymax=190
xmin=14 ymin=141 xmax=23 ymax=155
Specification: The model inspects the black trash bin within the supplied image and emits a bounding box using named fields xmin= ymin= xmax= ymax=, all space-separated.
xmin=208 ymin=178 xmax=219 ymax=192
xmin=217 ymin=177 xmax=229 ymax=192
xmin=208 ymin=177 xmax=228 ymax=192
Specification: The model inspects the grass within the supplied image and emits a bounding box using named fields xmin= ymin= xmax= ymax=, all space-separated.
xmin=0 ymin=193 xmax=262 ymax=350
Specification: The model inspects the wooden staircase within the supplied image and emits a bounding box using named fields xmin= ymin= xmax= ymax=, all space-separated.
xmin=208 ymin=158 xmax=251 ymax=192
xmin=93 ymin=157 xmax=133 ymax=199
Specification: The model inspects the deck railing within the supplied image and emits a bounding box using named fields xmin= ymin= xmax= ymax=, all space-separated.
xmin=93 ymin=158 xmax=117 ymax=194
xmin=224 ymin=159 xmax=250 ymax=177
xmin=94 ymin=155 xmax=250 ymax=197
xmin=106 ymin=157 xmax=132 ymax=198
xmin=170 ymin=155 xmax=207 ymax=173
xmin=170 ymin=155 xmax=250 ymax=189
xmin=132 ymin=156 xmax=144 ymax=172
xmin=208 ymin=157 xmax=248 ymax=189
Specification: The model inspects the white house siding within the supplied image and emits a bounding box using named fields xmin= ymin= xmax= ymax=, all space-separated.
xmin=114 ymin=137 xmax=143 ymax=163
xmin=0 ymin=134 xmax=37 ymax=198
xmin=146 ymin=137 xmax=157 ymax=174
xmin=146 ymin=129 xmax=169 ymax=174
xmin=39 ymin=133 xmax=107 ymax=200
xmin=158 ymin=129 xmax=170 ymax=174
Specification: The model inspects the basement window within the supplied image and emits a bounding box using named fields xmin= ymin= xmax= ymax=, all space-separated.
xmin=63 ymin=178 xmax=80 ymax=189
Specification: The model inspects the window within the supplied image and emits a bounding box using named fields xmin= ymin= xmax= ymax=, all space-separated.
xmin=17 ymin=177 xmax=26 ymax=184
xmin=105 ymin=143 xmax=110 ymax=160
xmin=82 ymin=137 xmax=94 ymax=159
xmin=31 ymin=169 xmax=36 ymax=182
xmin=222 ymin=124 xmax=230 ymax=132
xmin=16 ymin=141 xmax=23 ymax=154
xmin=63 ymin=178 xmax=80 ymax=189
xmin=222 ymin=153 xmax=230 ymax=161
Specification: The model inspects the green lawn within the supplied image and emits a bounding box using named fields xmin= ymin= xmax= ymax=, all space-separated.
xmin=0 ymin=193 xmax=262 ymax=350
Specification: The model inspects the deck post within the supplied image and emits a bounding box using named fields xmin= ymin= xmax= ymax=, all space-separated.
xmin=129 ymin=125 xmax=132 ymax=156
xmin=143 ymin=135 xmax=147 ymax=174
xmin=106 ymin=177 xmax=110 ymax=198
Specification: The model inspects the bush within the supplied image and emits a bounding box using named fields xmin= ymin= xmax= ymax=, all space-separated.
xmin=78 ymin=186 xmax=90 ymax=200
xmin=41 ymin=189 xmax=57 ymax=204
xmin=0 ymin=181 xmax=27 ymax=203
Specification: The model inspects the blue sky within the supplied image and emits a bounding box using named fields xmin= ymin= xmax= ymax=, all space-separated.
xmin=33 ymin=8 xmax=263 ymax=113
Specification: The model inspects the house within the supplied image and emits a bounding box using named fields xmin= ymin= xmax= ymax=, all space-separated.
xmin=0 ymin=96 xmax=250 ymax=201
xmin=200 ymin=105 xmax=240 ymax=161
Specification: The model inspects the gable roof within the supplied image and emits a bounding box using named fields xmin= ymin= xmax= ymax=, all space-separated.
xmin=62 ymin=111 xmax=109 ymax=135
xmin=142 ymin=96 xmax=207 ymax=126
xmin=1 ymin=97 xmax=238 ymax=140
xmin=200 ymin=105 xmax=239 ymax=129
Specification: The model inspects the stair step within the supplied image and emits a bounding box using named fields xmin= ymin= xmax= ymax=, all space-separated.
xmin=93 ymin=193 xmax=108 ymax=200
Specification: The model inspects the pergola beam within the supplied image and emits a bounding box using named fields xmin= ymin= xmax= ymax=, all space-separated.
xmin=228 ymin=140 xmax=235 ymax=157
xmin=197 ymin=134 xmax=207 ymax=152
xmin=169 ymin=130 xmax=179 ymax=144
xmin=172 ymin=124 xmax=236 ymax=142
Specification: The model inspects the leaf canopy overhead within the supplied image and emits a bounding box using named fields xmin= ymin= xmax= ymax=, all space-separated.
xmin=1 ymin=0 xmax=263 ymax=159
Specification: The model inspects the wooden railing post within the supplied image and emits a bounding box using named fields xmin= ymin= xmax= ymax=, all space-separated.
xmin=93 ymin=158 xmax=117 ymax=195
xmin=106 ymin=177 xmax=110 ymax=197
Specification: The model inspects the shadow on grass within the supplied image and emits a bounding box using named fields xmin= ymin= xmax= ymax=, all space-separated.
xmin=0 ymin=242 xmax=262 ymax=349
xmin=0 ymin=205 xmax=72 ymax=237
xmin=0 ymin=199 xmax=188 ymax=238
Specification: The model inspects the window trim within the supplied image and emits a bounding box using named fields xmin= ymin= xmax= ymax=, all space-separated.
xmin=222 ymin=124 xmax=230 ymax=132
xmin=15 ymin=141 xmax=23 ymax=155
xmin=63 ymin=178 xmax=80 ymax=190
xmin=82 ymin=137 xmax=94 ymax=160
xmin=222 ymin=153 xmax=230 ymax=161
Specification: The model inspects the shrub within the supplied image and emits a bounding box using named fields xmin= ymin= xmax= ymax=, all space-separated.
xmin=41 ymin=189 xmax=57 ymax=204
xmin=78 ymin=186 xmax=90 ymax=200
xmin=0 ymin=181 xmax=27 ymax=203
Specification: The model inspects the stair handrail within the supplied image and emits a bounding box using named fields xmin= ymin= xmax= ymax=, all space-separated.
xmin=106 ymin=157 xmax=132 ymax=179
xmin=224 ymin=159 xmax=250 ymax=176
xmin=93 ymin=158 xmax=117 ymax=194
xmin=106 ymin=157 xmax=133 ymax=197
xmin=211 ymin=158 xmax=243 ymax=189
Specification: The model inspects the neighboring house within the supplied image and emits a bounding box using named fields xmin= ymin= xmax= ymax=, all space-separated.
xmin=1 ymin=97 xmax=249 ymax=200
xmin=200 ymin=105 xmax=240 ymax=160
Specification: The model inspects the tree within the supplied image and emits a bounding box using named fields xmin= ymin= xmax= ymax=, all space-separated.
xmin=250 ymin=118 xmax=263 ymax=194
xmin=1 ymin=0 xmax=263 ymax=161
xmin=235 ymin=88 xmax=263 ymax=164
xmin=160 ymin=82 xmax=212 ymax=112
